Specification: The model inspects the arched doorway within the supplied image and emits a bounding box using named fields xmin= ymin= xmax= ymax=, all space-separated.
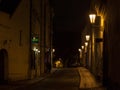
xmin=0 ymin=49 xmax=8 ymax=84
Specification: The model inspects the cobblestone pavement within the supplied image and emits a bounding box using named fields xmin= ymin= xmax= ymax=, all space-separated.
xmin=14 ymin=68 xmax=80 ymax=90
xmin=77 ymin=67 xmax=106 ymax=90
xmin=0 ymin=67 xmax=106 ymax=90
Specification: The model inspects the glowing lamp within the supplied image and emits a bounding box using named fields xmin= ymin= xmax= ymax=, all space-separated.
xmin=86 ymin=35 xmax=90 ymax=41
xmin=89 ymin=14 xmax=96 ymax=24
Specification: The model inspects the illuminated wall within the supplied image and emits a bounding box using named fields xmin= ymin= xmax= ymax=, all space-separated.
xmin=0 ymin=0 xmax=53 ymax=82
xmin=94 ymin=0 xmax=120 ymax=89
xmin=0 ymin=0 xmax=30 ymax=81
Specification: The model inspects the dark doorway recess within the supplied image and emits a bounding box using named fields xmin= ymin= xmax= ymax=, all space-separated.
xmin=0 ymin=49 xmax=8 ymax=84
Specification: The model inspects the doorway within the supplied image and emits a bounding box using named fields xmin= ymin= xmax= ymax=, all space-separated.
xmin=0 ymin=49 xmax=8 ymax=84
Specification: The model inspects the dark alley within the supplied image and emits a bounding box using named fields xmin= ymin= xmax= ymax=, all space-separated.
xmin=0 ymin=0 xmax=120 ymax=90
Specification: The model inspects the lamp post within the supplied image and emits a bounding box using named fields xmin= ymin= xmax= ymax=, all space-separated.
xmin=51 ymin=49 xmax=55 ymax=69
xmin=85 ymin=42 xmax=88 ymax=68
xmin=85 ymin=35 xmax=90 ymax=67
xmin=89 ymin=12 xmax=96 ymax=73
xmin=78 ymin=48 xmax=82 ymax=66
xmin=81 ymin=46 xmax=85 ymax=66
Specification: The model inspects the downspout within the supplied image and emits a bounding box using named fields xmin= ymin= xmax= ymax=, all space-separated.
xmin=44 ymin=0 xmax=46 ymax=69
xmin=50 ymin=8 xmax=53 ymax=69
xmin=40 ymin=0 xmax=42 ymax=75
xmin=40 ymin=0 xmax=45 ymax=74
xmin=28 ymin=0 xmax=32 ymax=79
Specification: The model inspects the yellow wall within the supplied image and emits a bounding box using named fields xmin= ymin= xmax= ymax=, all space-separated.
xmin=0 ymin=0 xmax=30 ymax=81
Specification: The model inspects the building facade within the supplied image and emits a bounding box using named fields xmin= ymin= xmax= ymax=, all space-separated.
xmin=82 ymin=0 xmax=120 ymax=89
xmin=0 ymin=0 xmax=53 ymax=83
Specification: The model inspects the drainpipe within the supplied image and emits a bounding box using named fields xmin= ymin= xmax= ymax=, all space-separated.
xmin=28 ymin=0 xmax=32 ymax=79
xmin=50 ymin=8 xmax=53 ymax=70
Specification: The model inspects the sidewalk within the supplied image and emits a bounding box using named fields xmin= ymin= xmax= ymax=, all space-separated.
xmin=77 ymin=67 xmax=103 ymax=89
xmin=0 ymin=68 xmax=57 ymax=90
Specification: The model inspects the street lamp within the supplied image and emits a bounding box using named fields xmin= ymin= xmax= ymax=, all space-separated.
xmin=89 ymin=11 xmax=96 ymax=73
xmin=85 ymin=41 xmax=88 ymax=68
xmin=85 ymin=42 xmax=88 ymax=47
xmin=51 ymin=48 xmax=55 ymax=70
xmin=52 ymin=49 xmax=55 ymax=52
xmin=81 ymin=46 xmax=84 ymax=49
xmin=89 ymin=14 xmax=96 ymax=24
xmin=78 ymin=48 xmax=82 ymax=66
xmin=78 ymin=48 xmax=81 ymax=52
xmin=85 ymin=35 xmax=91 ymax=69
xmin=86 ymin=35 xmax=90 ymax=41
xmin=78 ymin=48 xmax=82 ymax=58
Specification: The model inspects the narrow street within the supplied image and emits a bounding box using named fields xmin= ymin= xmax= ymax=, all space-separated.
xmin=0 ymin=67 xmax=106 ymax=90
xmin=14 ymin=68 xmax=80 ymax=90
xmin=0 ymin=0 xmax=120 ymax=89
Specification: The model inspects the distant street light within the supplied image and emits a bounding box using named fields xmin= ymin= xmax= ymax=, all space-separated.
xmin=52 ymin=49 xmax=55 ymax=52
xmin=85 ymin=35 xmax=90 ymax=69
xmin=78 ymin=48 xmax=82 ymax=65
xmin=51 ymin=48 xmax=55 ymax=69
xmin=86 ymin=35 xmax=90 ymax=41
xmin=81 ymin=46 xmax=84 ymax=49
xmin=85 ymin=42 xmax=88 ymax=47
xmin=78 ymin=48 xmax=81 ymax=52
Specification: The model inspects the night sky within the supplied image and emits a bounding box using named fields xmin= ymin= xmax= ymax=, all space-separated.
xmin=52 ymin=0 xmax=91 ymax=60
